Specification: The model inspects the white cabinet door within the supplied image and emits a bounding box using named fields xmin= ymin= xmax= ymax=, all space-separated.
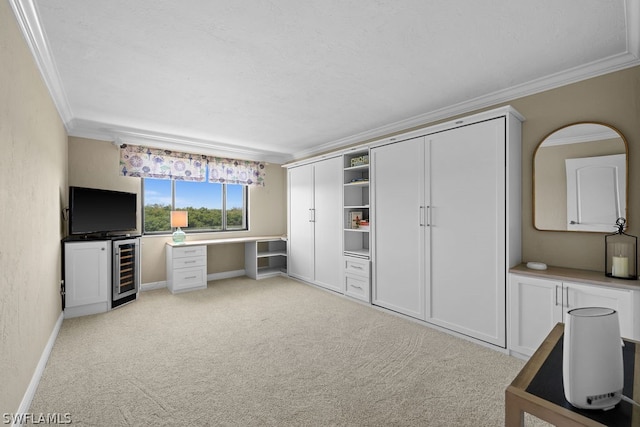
xmin=427 ymin=117 xmax=507 ymax=346
xmin=563 ymin=281 xmax=633 ymax=340
xmin=288 ymin=158 xmax=342 ymax=292
xmin=288 ymin=164 xmax=315 ymax=283
xmin=313 ymin=156 xmax=343 ymax=292
xmin=64 ymin=240 xmax=110 ymax=307
xmin=509 ymin=275 xmax=563 ymax=357
xmin=566 ymin=154 xmax=626 ymax=232
xmin=372 ymin=137 xmax=426 ymax=319
xmin=509 ymin=274 xmax=638 ymax=358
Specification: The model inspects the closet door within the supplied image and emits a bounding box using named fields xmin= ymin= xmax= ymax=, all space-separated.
xmin=426 ymin=117 xmax=506 ymax=346
xmin=372 ymin=137 xmax=427 ymax=320
xmin=288 ymin=164 xmax=315 ymax=283
xmin=313 ymin=156 xmax=343 ymax=292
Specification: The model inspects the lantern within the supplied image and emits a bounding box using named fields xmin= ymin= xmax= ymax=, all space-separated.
xmin=605 ymin=218 xmax=637 ymax=280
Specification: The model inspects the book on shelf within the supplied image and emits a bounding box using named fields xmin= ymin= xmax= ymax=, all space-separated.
xmin=349 ymin=211 xmax=363 ymax=229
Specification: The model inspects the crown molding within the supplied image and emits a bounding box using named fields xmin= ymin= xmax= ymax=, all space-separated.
xmin=9 ymin=0 xmax=73 ymax=127
xmin=293 ymin=2 xmax=640 ymax=160
xmin=11 ymin=0 xmax=640 ymax=164
xmin=67 ymin=119 xmax=292 ymax=164
xmin=627 ymin=0 xmax=640 ymax=58
xmin=543 ymin=126 xmax=620 ymax=147
xmin=292 ymin=52 xmax=640 ymax=160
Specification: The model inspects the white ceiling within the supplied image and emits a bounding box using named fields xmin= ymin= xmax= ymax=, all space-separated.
xmin=10 ymin=0 xmax=640 ymax=163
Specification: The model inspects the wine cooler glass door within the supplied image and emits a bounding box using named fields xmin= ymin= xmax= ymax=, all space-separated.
xmin=113 ymin=238 xmax=139 ymax=303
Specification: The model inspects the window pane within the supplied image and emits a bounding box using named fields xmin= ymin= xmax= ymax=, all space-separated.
xmin=143 ymin=179 xmax=172 ymax=232
xmin=226 ymin=184 xmax=246 ymax=230
xmin=175 ymin=180 xmax=222 ymax=231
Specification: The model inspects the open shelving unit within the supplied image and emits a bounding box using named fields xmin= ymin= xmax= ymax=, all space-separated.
xmin=245 ymin=237 xmax=288 ymax=279
xmin=343 ymin=149 xmax=370 ymax=258
xmin=342 ymin=148 xmax=371 ymax=302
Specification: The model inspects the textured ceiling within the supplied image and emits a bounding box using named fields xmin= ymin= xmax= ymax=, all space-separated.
xmin=10 ymin=0 xmax=640 ymax=163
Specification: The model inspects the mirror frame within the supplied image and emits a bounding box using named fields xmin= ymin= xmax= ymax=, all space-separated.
xmin=533 ymin=121 xmax=630 ymax=232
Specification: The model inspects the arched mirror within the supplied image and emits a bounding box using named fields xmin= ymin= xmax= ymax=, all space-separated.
xmin=533 ymin=122 xmax=628 ymax=232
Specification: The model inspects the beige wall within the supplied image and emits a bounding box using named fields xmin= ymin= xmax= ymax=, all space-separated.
xmin=510 ymin=66 xmax=640 ymax=271
xmin=0 ymin=1 xmax=68 ymax=415
xmin=66 ymin=140 xmax=286 ymax=284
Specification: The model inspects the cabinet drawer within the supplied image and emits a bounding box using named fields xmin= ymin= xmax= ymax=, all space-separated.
xmin=173 ymin=255 xmax=206 ymax=269
xmin=344 ymin=257 xmax=369 ymax=278
xmin=173 ymin=266 xmax=207 ymax=291
xmin=172 ymin=245 xmax=206 ymax=258
xmin=345 ymin=273 xmax=370 ymax=301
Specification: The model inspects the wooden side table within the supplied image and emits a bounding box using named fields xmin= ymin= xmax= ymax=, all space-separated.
xmin=505 ymin=323 xmax=640 ymax=426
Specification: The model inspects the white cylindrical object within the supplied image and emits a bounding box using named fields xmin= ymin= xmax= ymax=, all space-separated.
xmin=612 ymin=256 xmax=629 ymax=277
xmin=563 ymin=307 xmax=623 ymax=410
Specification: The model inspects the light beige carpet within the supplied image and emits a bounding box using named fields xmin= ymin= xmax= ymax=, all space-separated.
xmin=30 ymin=276 xmax=543 ymax=426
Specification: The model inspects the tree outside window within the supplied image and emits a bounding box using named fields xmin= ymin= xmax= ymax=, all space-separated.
xmin=143 ymin=178 xmax=247 ymax=233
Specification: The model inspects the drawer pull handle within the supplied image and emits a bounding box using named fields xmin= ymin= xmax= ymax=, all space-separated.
xmin=184 ymin=276 xmax=197 ymax=280
xmin=350 ymin=284 xmax=362 ymax=289
xmin=184 ymin=260 xmax=196 ymax=264
xmin=350 ymin=265 xmax=363 ymax=270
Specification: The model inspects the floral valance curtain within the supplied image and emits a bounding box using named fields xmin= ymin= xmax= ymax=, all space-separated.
xmin=119 ymin=144 xmax=266 ymax=186
xmin=208 ymin=157 xmax=266 ymax=187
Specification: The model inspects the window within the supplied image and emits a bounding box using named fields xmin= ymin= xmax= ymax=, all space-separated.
xmin=143 ymin=178 xmax=248 ymax=234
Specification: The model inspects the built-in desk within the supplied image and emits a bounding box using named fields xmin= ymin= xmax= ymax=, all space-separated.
xmin=165 ymin=235 xmax=287 ymax=293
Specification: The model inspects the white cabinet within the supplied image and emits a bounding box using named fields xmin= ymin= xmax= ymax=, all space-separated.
xmin=287 ymin=156 xmax=343 ymax=293
xmin=508 ymin=275 xmax=562 ymax=357
xmin=509 ymin=272 xmax=639 ymax=358
xmin=342 ymin=149 xmax=371 ymax=302
xmin=372 ymin=107 xmax=522 ymax=348
xmin=372 ymin=137 xmax=426 ymax=319
xmin=166 ymin=244 xmax=207 ymax=293
xmin=343 ymin=256 xmax=370 ymax=302
xmin=245 ymin=238 xmax=287 ymax=279
xmin=64 ymin=240 xmax=111 ymax=318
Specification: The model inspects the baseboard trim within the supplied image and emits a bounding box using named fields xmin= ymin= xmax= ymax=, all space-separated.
xmin=140 ymin=281 xmax=167 ymax=291
xmin=15 ymin=311 xmax=64 ymax=426
xmin=208 ymin=269 xmax=245 ymax=281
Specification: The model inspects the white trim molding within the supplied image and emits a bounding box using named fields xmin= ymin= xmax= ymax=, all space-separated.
xmin=14 ymin=312 xmax=64 ymax=427
xmin=8 ymin=0 xmax=73 ymax=127
xmin=10 ymin=0 xmax=640 ymax=164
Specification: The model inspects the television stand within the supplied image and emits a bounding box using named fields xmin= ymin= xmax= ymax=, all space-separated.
xmin=62 ymin=236 xmax=140 ymax=318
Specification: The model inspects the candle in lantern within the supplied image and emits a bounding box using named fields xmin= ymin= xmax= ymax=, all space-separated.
xmin=612 ymin=256 xmax=629 ymax=278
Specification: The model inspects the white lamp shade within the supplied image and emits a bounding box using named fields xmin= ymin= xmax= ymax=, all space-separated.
xmin=170 ymin=211 xmax=188 ymax=228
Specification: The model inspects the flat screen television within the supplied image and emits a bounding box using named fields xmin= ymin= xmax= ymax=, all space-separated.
xmin=69 ymin=186 xmax=137 ymax=236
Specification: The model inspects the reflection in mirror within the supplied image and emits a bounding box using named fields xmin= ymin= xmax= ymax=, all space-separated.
xmin=534 ymin=123 xmax=628 ymax=232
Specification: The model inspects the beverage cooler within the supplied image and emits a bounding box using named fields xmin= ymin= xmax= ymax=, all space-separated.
xmin=112 ymin=237 xmax=140 ymax=308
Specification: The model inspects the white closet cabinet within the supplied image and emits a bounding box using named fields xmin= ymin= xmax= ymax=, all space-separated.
xmin=509 ymin=272 xmax=638 ymax=358
xmin=372 ymin=107 xmax=522 ymax=348
xmin=288 ymin=156 xmax=343 ymax=293
xmin=372 ymin=137 xmax=427 ymax=319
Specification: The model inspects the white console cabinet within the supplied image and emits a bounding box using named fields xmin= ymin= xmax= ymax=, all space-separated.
xmin=64 ymin=240 xmax=111 ymax=318
xmin=509 ymin=265 xmax=640 ymax=358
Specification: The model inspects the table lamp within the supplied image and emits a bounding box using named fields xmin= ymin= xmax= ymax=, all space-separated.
xmin=170 ymin=211 xmax=188 ymax=244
